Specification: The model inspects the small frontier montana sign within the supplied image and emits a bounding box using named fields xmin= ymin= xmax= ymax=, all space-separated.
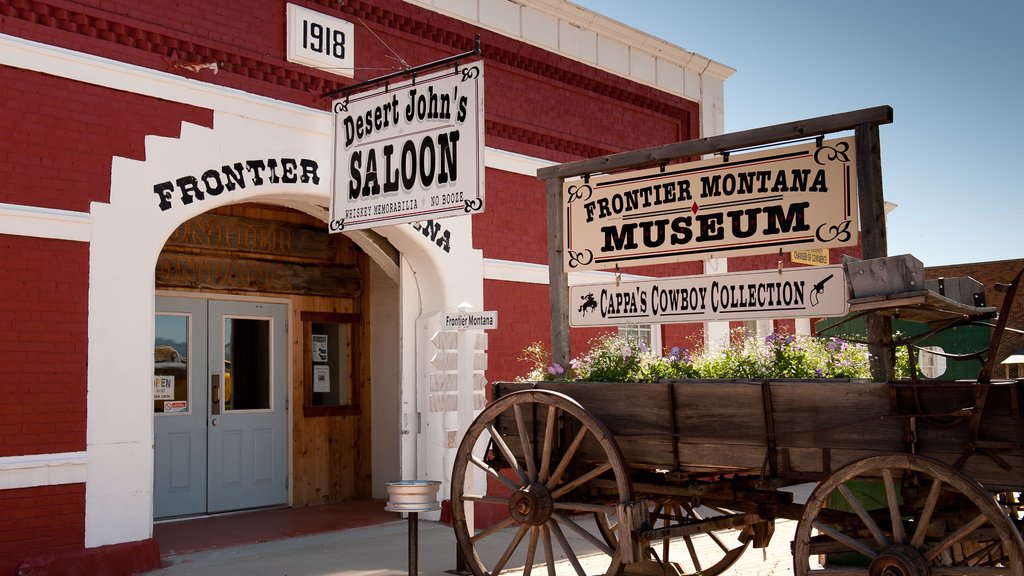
xmin=563 ymin=138 xmax=858 ymax=271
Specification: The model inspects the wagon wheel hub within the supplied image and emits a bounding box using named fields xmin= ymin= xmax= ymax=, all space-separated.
xmin=869 ymin=544 xmax=930 ymax=576
xmin=509 ymin=482 xmax=553 ymax=526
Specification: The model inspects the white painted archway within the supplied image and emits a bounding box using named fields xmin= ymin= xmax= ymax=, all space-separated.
xmin=87 ymin=106 xmax=483 ymax=547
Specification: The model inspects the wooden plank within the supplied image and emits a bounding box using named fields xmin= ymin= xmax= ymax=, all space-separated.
xmin=156 ymin=253 xmax=361 ymax=297
xmin=537 ymin=106 xmax=893 ymax=180
xmin=495 ymin=379 xmax=1024 ymax=492
xmin=164 ymin=212 xmax=342 ymax=261
xmin=546 ymin=176 xmax=570 ymax=368
xmin=855 ymin=122 xmax=894 ymax=381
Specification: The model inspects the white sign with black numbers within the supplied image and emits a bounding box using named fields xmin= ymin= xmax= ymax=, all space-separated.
xmin=286 ymin=4 xmax=354 ymax=78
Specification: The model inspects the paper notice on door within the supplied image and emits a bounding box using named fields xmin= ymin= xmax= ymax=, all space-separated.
xmin=313 ymin=364 xmax=330 ymax=393
xmin=312 ymin=334 xmax=328 ymax=362
xmin=154 ymin=375 xmax=174 ymax=400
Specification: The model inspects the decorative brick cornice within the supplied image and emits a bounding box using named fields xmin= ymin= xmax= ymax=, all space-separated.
xmin=2 ymin=0 xmax=695 ymax=157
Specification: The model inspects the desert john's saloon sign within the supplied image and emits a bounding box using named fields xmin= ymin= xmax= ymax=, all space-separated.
xmin=330 ymin=63 xmax=485 ymax=232
xmin=563 ymin=138 xmax=858 ymax=270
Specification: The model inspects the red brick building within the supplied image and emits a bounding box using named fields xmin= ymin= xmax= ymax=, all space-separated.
xmin=0 ymin=0 xmax=744 ymax=572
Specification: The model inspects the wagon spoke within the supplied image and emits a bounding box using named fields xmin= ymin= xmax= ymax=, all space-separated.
xmin=683 ymin=535 xmax=702 ymax=573
xmin=486 ymin=424 xmax=529 ymax=484
xmin=910 ymin=477 xmax=943 ymax=548
xmin=923 ymin=512 xmax=990 ymax=562
xmin=881 ymin=469 xmax=906 ymax=545
xmin=462 ymin=493 xmax=510 ymax=506
xmin=837 ymin=482 xmax=889 ymax=548
xmin=522 ymin=526 xmax=539 ymax=576
xmin=538 ymin=405 xmax=557 ymax=484
xmin=541 ymin=524 xmax=556 ymax=576
xmin=470 ymin=516 xmax=517 ymax=543
xmin=551 ymin=462 xmax=612 ymax=500
xmin=549 ymin=519 xmax=588 ymax=576
xmin=545 ymin=425 xmax=588 ymax=491
xmin=470 ymin=455 xmax=521 ymax=492
xmin=657 ymin=502 xmax=669 ymax=561
xmin=961 ymin=540 xmax=1009 ymax=567
xmin=490 ymin=523 xmax=530 ymax=575
xmin=811 ymin=519 xmax=879 ymax=559
xmin=514 ymin=404 xmax=538 ymax=482
xmin=553 ymin=511 xmax=614 ymax=555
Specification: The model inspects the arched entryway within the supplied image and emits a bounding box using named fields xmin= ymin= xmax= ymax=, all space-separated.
xmin=151 ymin=203 xmax=388 ymax=518
xmin=87 ymin=106 xmax=484 ymax=548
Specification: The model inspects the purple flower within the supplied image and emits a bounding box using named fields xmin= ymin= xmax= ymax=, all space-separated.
xmin=639 ymin=341 xmax=648 ymax=354
xmin=668 ymin=346 xmax=692 ymax=364
xmin=621 ymin=345 xmax=632 ymax=361
xmin=548 ymin=363 xmax=565 ymax=375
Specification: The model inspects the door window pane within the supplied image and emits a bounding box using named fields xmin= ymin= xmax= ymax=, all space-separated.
xmin=155 ymin=314 xmax=190 ymax=414
xmin=224 ymin=317 xmax=272 ymax=411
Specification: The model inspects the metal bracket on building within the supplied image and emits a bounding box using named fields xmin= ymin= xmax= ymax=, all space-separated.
xmin=320 ymin=34 xmax=481 ymax=100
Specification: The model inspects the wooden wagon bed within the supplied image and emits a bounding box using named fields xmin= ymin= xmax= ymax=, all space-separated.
xmin=495 ymin=377 xmax=1024 ymax=493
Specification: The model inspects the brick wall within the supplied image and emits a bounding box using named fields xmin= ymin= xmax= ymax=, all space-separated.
xmin=0 ymin=65 xmax=213 ymax=212
xmin=0 ymin=484 xmax=85 ymax=574
xmin=927 ymin=258 xmax=1024 ymax=375
xmin=0 ymin=235 xmax=90 ymax=457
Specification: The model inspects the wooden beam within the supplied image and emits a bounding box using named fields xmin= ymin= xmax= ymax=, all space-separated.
xmin=546 ymin=175 xmax=570 ymax=368
xmin=856 ymin=122 xmax=895 ymax=381
xmin=537 ymin=105 xmax=892 ymax=180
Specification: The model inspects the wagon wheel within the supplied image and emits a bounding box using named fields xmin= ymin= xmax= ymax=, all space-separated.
xmin=793 ymin=453 xmax=1024 ymax=575
xmin=594 ymin=498 xmax=750 ymax=576
xmin=451 ymin=390 xmax=633 ymax=576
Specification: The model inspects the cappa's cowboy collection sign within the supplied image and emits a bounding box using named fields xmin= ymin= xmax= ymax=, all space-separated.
xmin=570 ymin=265 xmax=848 ymax=327
xmin=330 ymin=63 xmax=485 ymax=232
xmin=563 ymin=137 xmax=858 ymax=271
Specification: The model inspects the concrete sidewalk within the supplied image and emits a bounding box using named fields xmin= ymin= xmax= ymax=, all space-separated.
xmin=144 ymin=516 xmax=805 ymax=576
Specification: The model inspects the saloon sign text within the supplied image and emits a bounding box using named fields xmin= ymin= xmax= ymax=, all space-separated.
xmin=563 ymin=138 xmax=858 ymax=271
xmin=569 ymin=265 xmax=848 ymax=327
xmin=330 ymin=63 xmax=485 ymax=232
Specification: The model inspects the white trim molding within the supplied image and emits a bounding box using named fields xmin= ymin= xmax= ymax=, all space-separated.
xmin=0 ymin=452 xmax=88 ymax=490
xmin=0 ymin=203 xmax=92 ymax=242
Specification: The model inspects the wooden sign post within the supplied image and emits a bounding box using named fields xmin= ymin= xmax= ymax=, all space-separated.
xmin=538 ymin=106 xmax=894 ymax=380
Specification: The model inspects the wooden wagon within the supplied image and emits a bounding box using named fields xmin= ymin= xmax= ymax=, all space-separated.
xmin=450 ymin=269 xmax=1024 ymax=576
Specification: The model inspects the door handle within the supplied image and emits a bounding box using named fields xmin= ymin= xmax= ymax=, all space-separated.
xmin=210 ymin=373 xmax=221 ymax=415
xmin=211 ymin=418 xmax=219 ymax=427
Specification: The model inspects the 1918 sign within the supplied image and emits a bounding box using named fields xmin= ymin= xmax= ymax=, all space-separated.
xmin=563 ymin=138 xmax=858 ymax=271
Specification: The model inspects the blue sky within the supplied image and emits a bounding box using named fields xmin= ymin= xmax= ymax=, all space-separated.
xmin=572 ymin=0 xmax=1022 ymax=267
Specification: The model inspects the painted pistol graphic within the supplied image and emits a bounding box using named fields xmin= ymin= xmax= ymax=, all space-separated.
xmin=810 ymin=274 xmax=834 ymax=307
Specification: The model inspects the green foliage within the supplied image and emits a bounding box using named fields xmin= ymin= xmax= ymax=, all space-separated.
xmin=517 ymin=329 xmax=874 ymax=383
